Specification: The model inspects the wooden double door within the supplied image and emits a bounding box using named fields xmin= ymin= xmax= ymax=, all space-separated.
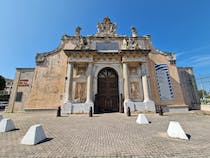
xmin=95 ymin=68 xmax=119 ymax=113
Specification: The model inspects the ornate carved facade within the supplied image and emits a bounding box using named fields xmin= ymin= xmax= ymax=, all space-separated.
xmin=8 ymin=17 xmax=200 ymax=113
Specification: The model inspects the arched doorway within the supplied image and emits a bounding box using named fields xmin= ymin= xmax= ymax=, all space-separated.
xmin=95 ymin=67 xmax=119 ymax=113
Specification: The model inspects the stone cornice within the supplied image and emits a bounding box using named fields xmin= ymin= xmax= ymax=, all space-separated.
xmin=64 ymin=50 xmax=97 ymax=57
xmin=120 ymin=49 xmax=151 ymax=54
xmin=62 ymin=34 xmax=150 ymax=41
xmin=64 ymin=49 xmax=150 ymax=56
xmin=68 ymin=57 xmax=94 ymax=63
xmin=64 ymin=49 xmax=148 ymax=63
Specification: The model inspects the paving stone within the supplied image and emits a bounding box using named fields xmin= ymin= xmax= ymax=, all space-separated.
xmin=0 ymin=112 xmax=210 ymax=157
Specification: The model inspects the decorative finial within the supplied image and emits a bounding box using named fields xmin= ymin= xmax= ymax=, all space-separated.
xmin=95 ymin=17 xmax=117 ymax=37
xmin=131 ymin=26 xmax=137 ymax=37
xmin=75 ymin=26 xmax=81 ymax=36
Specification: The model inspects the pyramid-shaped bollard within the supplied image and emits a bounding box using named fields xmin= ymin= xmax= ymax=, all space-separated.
xmin=136 ymin=114 xmax=149 ymax=124
xmin=0 ymin=115 xmax=3 ymax=121
xmin=21 ymin=124 xmax=47 ymax=145
xmin=167 ymin=121 xmax=188 ymax=140
xmin=0 ymin=118 xmax=16 ymax=132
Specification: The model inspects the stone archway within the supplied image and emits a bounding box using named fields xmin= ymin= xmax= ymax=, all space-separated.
xmin=95 ymin=67 xmax=119 ymax=113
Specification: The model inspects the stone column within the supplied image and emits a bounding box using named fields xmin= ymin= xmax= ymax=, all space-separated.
xmin=142 ymin=75 xmax=150 ymax=102
xmin=64 ymin=62 xmax=74 ymax=103
xmin=123 ymin=62 xmax=130 ymax=101
xmin=142 ymin=75 xmax=155 ymax=112
xmin=86 ymin=62 xmax=93 ymax=104
xmin=123 ymin=62 xmax=132 ymax=113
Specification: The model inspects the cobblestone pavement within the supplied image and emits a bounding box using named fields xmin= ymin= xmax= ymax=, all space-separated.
xmin=0 ymin=111 xmax=210 ymax=158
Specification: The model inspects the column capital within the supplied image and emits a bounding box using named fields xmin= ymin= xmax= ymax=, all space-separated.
xmin=67 ymin=58 xmax=75 ymax=64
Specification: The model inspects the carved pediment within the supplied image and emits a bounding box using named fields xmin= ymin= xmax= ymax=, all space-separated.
xmin=95 ymin=17 xmax=118 ymax=37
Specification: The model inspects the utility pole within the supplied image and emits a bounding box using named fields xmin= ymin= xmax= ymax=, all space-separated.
xmin=199 ymin=76 xmax=205 ymax=100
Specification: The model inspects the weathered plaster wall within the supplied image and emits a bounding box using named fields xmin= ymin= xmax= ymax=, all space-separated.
xmin=26 ymin=51 xmax=68 ymax=110
xmin=8 ymin=68 xmax=34 ymax=112
xmin=178 ymin=67 xmax=200 ymax=109
xmin=148 ymin=52 xmax=186 ymax=106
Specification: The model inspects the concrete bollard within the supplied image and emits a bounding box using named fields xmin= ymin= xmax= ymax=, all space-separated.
xmin=57 ymin=106 xmax=61 ymax=117
xmin=167 ymin=121 xmax=189 ymax=140
xmin=89 ymin=106 xmax=93 ymax=117
xmin=136 ymin=114 xmax=149 ymax=124
xmin=0 ymin=118 xmax=16 ymax=132
xmin=127 ymin=107 xmax=131 ymax=117
xmin=21 ymin=124 xmax=47 ymax=145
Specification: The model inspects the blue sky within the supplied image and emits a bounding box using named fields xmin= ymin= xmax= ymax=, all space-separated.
xmin=0 ymin=0 xmax=210 ymax=90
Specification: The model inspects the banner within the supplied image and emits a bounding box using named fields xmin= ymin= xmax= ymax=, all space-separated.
xmin=155 ymin=64 xmax=174 ymax=100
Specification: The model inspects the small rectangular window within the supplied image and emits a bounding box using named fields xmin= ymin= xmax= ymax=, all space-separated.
xmin=15 ymin=92 xmax=23 ymax=102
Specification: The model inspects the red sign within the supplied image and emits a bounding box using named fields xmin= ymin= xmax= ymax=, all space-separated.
xmin=18 ymin=80 xmax=29 ymax=86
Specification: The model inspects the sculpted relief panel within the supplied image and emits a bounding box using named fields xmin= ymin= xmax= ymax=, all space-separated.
xmin=76 ymin=65 xmax=87 ymax=76
xmin=74 ymin=37 xmax=90 ymax=50
xmin=129 ymin=66 xmax=138 ymax=75
xmin=122 ymin=38 xmax=139 ymax=50
xmin=130 ymin=82 xmax=141 ymax=100
xmin=74 ymin=82 xmax=86 ymax=103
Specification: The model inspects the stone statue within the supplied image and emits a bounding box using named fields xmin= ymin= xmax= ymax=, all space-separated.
xmin=122 ymin=39 xmax=128 ymax=49
xmin=127 ymin=38 xmax=139 ymax=49
xmin=74 ymin=37 xmax=89 ymax=50
xmin=122 ymin=38 xmax=139 ymax=50
xmin=74 ymin=82 xmax=86 ymax=102
xmin=130 ymin=82 xmax=140 ymax=99
xmin=75 ymin=26 xmax=81 ymax=36
xmin=131 ymin=27 xmax=137 ymax=37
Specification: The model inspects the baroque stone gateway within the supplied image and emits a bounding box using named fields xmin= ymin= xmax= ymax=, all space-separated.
xmin=8 ymin=17 xmax=200 ymax=113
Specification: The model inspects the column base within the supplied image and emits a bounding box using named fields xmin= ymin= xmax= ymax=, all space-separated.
xmin=124 ymin=100 xmax=156 ymax=113
xmin=85 ymin=101 xmax=94 ymax=110
xmin=143 ymin=100 xmax=156 ymax=112
xmin=123 ymin=99 xmax=133 ymax=113
xmin=61 ymin=101 xmax=72 ymax=115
